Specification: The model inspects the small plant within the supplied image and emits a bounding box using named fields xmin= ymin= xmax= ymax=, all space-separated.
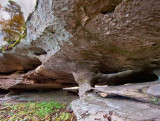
xmin=151 ymin=97 xmax=160 ymax=105
xmin=0 ymin=101 xmax=76 ymax=121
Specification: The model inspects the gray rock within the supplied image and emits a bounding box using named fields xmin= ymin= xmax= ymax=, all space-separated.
xmin=71 ymin=94 xmax=160 ymax=121
xmin=147 ymin=84 xmax=160 ymax=97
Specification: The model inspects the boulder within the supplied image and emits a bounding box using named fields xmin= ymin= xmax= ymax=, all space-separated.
xmin=147 ymin=84 xmax=160 ymax=97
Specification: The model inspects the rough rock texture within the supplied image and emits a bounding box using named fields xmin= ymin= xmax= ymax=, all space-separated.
xmin=147 ymin=84 xmax=160 ymax=97
xmin=0 ymin=72 xmax=77 ymax=91
xmin=2 ymin=0 xmax=158 ymax=95
xmin=0 ymin=73 xmax=22 ymax=90
xmin=71 ymin=94 xmax=160 ymax=121
xmin=0 ymin=0 xmax=160 ymax=95
xmin=0 ymin=0 xmax=160 ymax=120
xmin=0 ymin=0 xmax=160 ymax=94
xmin=0 ymin=53 xmax=41 ymax=74
xmin=94 ymin=81 xmax=160 ymax=103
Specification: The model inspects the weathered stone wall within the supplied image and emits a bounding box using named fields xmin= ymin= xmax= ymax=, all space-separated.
xmin=0 ymin=0 xmax=160 ymax=95
xmin=0 ymin=1 xmax=160 ymax=120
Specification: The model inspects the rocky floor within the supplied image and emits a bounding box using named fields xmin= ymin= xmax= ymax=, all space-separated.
xmin=71 ymin=93 xmax=160 ymax=121
xmin=0 ymin=90 xmax=78 ymax=104
xmin=0 ymin=84 xmax=160 ymax=121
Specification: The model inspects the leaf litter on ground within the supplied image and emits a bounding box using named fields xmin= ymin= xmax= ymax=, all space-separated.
xmin=0 ymin=101 xmax=77 ymax=121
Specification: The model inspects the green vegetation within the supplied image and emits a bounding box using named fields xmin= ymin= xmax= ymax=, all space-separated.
xmin=8 ymin=32 xmax=26 ymax=49
xmin=0 ymin=0 xmax=26 ymax=52
xmin=151 ymin=97 xmax=160 ymax=105
xmin=0 ymin=0 xmax=25 ymax=43
xmin=0 ymin=101 xmax=76 ymax=121
xmin=0 ymin=31 xmax=26 ymax=52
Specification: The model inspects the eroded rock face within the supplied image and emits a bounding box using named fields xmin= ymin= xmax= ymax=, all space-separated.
xmin=0 ymin=53 xmax=41 ymax=74
xmin=1 ymin=0 xmax=160 ymax=120
xmin=1 ymin=0 xmax=160 ymax=95
xmin=0 ymin=73 xmax=22 ymax=90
